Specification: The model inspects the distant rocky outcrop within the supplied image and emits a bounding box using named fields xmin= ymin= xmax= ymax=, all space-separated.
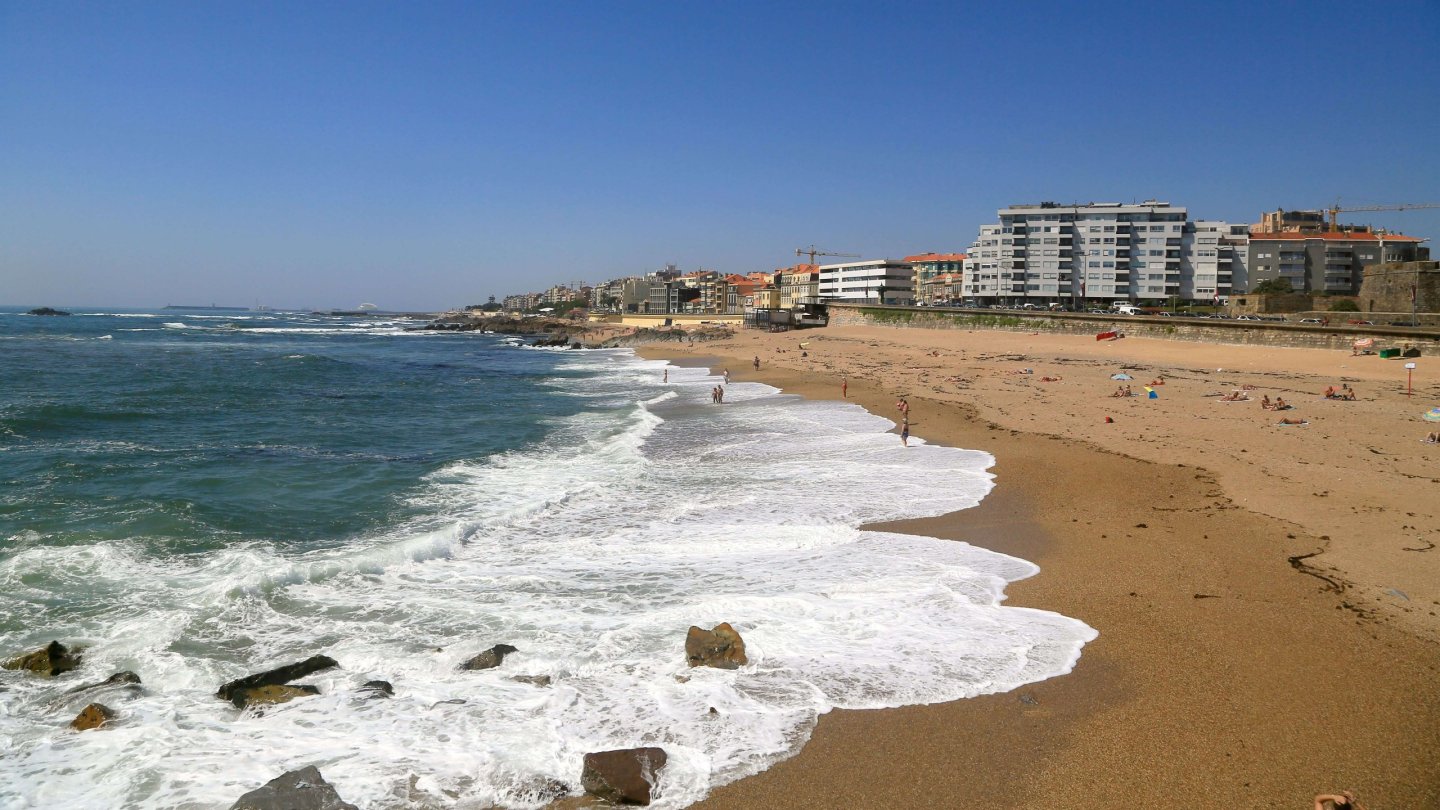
xmin=228 ymin=766 xmax=359 ymax=810
xmin=459 ymin=644 xmax=518 ymax=671
xmin=27 ymin=307 xmax=71 ymax=316
xmin=685 ymin=623 xmax=748 ymax=670
xmin=581 ymin=747 xmax=668 ymax=806
xmin=3 ymin=641 xmax=83 ymax=677
xmin=70 ymin=702 xmax=115 ymax=731
xmin=596 ymin=326 xmax=732 ymax=349
xmin=216 ymin=655 xmax=337 ymax=707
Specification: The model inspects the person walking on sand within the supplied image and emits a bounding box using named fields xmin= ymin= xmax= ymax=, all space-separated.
xmin=753 ymin=356 xmax=760 ymax=371
xmin=1314 ymin=790 xmax=1365 ymax=810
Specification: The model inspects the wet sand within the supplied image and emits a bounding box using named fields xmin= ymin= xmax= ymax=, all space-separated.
xmin=635 ymin=324 xmax=1440 ymax=809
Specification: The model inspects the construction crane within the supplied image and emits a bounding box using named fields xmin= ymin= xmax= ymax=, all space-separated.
xmin=1327 ymin=202 xmax=1440 ymax=231
xmin=794 ymin=245 xmax=860 ymax=266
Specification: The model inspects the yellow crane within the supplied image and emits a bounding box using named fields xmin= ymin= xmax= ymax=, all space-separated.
xmin=795 ymin=245 xmax=859 ymax=266
xmin=1327 ymin=201 xmax=1440 ymax=231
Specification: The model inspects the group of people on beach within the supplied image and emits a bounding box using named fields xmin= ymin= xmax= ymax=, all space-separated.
xmin=1324 ymin=384 xmax=1357 ymax=401
xmin=1111 ymin=385 xmax=1135 ymax=398
xmin=895 ymin=398 xmax=911 ymax=446
xmin=1260 ymin=395 xmax=1290 ymax=411
xmin=711 ymin=385 xmax=725 ymax=404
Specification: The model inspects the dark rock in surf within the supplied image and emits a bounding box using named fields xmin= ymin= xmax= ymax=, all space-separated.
xmin=358 ymin=680 xmax=394 ymax=698
xmin=227 ymin=766 xmax=359 ymax=810
xmin=511 ymin=674 xmax=552 ymax=687
xmin=459 ymin=644 xmax=517 ymax=671
xmin=67 ymin=670 xmax=142 ymax=694
xmin=581 ymin=747 xmax=668 ymax=806
xmin=229 ymin=683 xmax=321 ymax=710
xmin=685 ymin=623 xmax=747 ymax=670
xmin=216 ymin=655 xmax=338 ymax=703
xmin=3 ymin=641 xmax=83 ymax=677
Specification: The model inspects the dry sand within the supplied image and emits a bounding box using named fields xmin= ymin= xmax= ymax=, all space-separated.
xmin=631 ymin=323 xmax=1440 ymax=809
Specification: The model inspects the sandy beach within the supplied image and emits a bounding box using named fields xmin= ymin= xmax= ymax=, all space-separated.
xmin=634 ymin=324 xmax=1440 ymax=809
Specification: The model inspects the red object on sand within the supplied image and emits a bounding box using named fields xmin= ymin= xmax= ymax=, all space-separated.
xmin=1096 ymin=331 xmax=1117 ymax=341
xmin=1104 ymin=416 xmax=1114 ymax=423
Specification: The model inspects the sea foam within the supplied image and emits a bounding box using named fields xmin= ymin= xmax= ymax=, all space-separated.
xmin=0 ymin=349 xmax=1095 ymax=809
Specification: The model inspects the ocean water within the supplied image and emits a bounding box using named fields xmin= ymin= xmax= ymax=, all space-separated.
xmin=0 ymin=307 xmax=1096 ymax=809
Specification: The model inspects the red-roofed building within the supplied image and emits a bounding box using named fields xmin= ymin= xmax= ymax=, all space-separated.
xmin=1248 ymin=231 xmax=1428 ymax=294
xmin=775 ymin=264 xmax=819 ymax=308
xmin=906 ymin=253 xmax=968 ymax=304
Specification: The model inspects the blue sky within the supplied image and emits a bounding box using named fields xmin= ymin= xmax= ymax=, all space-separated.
xmin=3 ymin=1 xmax=1438 ymax=310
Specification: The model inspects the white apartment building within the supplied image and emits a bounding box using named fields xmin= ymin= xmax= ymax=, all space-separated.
xmin=817 ymin=259 xmax=915 ymax=304
xmin=965 ymin=201 xmax=1245 ymax=306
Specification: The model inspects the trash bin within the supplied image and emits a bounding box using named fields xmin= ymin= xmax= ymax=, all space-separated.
xmin=1379 ymin=348 xmax=1401 ymax=359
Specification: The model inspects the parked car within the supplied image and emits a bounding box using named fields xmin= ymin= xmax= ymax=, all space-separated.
xmin=1347 ymin=319 xmax=1374 ymax=325
xmin=1298 ymin=318 xmax=1323 ymax=324
xmin=1237 ymin=314 xmax=1261 ymax=321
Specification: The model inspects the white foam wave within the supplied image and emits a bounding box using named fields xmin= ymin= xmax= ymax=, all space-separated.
xmin=0 ymin=351 xmax=1095 ymax=809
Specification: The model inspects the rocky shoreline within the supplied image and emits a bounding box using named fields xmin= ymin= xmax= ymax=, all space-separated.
xmin=414 ymin=313 xmax=735 ymax=349
xmin=4 ymin=621 xmax=750 ymax=807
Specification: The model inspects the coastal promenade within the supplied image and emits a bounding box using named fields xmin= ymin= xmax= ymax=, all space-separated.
xmin=826 ymin=303 xmax=1440 ymax=354
xmin=633 ymin=323 xmax=1440 ymax=809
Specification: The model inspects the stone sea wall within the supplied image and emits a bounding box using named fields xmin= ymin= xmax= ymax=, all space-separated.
xmin=826 ymin=304 xmax=1440 ymax=355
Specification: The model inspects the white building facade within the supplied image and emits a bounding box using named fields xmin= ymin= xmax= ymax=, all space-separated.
xmin=817 ymin=259 xmax=915 ymax=304
xmin=965 ymin=201 xmax=1246 ymax=306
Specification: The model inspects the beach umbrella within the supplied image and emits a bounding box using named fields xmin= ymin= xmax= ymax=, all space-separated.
xmin=1111 ymin=373 xmax=1133 ymax=380
xmin=1424 ymin=407 xmax=1440 ymax=422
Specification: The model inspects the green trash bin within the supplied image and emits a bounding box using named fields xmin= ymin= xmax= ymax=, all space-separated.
xmin=1379 ymin=348 xmax=1401 ymax=359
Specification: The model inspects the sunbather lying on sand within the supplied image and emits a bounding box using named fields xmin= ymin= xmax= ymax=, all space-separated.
xmin=1040 ymin=376 xmax=1061 ymax=382
xmin=1220 ymin=390 xmax=1250 ymax=402
xmin=1278 ymin=417 xmax=1309 ymax=426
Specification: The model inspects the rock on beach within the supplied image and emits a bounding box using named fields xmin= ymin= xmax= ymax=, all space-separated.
xmin=70 ymin=702 xmax=115 ymax=731
xmin=458 ymin=643 xmax=517 ymax=671
xmin=581 ymin=747 xmax=668 ymax=806
xmin=2 ymin=641 xmax=83 ymax=677
xmin=217 ymin=655 xmax=337 ymax=710
xmin=685 ymin=623 xmax=747 ymax=669
xmin=227 ymin=766 xmax=358 ymax=810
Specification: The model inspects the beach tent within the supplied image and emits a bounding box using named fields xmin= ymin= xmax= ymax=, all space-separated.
xmin=1111 ymin=373 xmax=1133 ymax=380
xmin=1424 ymin=407 xmax=1440 ymax=422
xmin=1145 ymin=386 xmax=1158 ymax=399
